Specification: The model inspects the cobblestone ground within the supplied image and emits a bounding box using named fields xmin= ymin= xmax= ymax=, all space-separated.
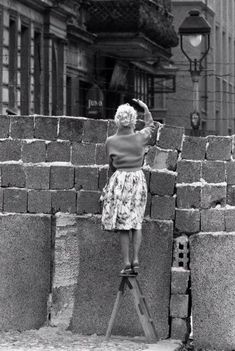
xmin=0 ymin=326 xmax=148 ymax=351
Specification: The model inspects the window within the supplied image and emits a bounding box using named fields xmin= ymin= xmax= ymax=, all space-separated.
xmin=9 ymin=16 xmax=17 ymax=109
xmin=34 ymin=30 xmax=41 ymax=114
xmin=21 ymin=22 xmax=30 ymax=114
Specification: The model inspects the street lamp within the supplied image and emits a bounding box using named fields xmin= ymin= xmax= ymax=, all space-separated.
xmin=179 ymin=9 xmax=211 ymax=134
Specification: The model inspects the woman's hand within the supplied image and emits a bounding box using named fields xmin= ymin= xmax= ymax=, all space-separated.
xmin=132 ymin=99 xmax=149 ymax=113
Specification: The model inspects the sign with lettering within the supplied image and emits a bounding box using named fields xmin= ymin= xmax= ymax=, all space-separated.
xmin=87 ymin=84 xmax=104 ymax=119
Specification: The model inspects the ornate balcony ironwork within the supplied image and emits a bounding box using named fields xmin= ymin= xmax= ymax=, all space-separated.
xmin=86 ymin=0 xmax=178 ymax=49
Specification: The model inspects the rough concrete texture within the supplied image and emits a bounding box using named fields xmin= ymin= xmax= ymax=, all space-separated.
xmin=190 ymin=232 xmax=235 ymax=350
xmin=0 ymin=214 xmax=51 ymax=331
xmin=52 ymin=215 xmax=173 ymax=339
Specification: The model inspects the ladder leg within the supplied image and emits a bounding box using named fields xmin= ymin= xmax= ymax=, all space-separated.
xmin=105 ymin=290 xmax=122 ymax=340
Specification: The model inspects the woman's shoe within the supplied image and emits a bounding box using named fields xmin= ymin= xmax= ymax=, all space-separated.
xmin=132 ymin=262 xmax=140 ymax=274
xmin=120 ymin=264 xmax=132 ymax=275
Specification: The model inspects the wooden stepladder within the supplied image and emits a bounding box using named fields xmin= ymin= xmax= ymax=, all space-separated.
xmin=105 ymin=274 xmax=158 ymax=343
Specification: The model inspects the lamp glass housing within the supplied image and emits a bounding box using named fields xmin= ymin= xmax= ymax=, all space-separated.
xmin=188 ymin=34 xmax=202 ymax=47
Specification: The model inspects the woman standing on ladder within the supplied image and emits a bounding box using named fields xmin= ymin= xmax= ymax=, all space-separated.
xmin=101 ymin=99 xmax=155 ymax=275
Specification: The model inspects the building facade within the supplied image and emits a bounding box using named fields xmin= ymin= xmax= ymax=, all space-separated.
xmin=0 ymin=0 xmax=178 ymax=120
xmin=168 ymin=0 xmax=235 ymax=136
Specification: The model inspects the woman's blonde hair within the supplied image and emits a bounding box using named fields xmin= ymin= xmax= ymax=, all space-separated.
xmin=114 ymin=103 xmax=137 ymax=127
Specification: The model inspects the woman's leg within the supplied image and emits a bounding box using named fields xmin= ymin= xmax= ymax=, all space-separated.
xmin=119 ymin=230 xmax=131 ymax=267
xmin=132 ymin=229 xmax=142 ymax=265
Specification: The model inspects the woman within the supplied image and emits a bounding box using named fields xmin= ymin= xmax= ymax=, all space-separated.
xmin=101 ymin=99 xmax=155 ymax=275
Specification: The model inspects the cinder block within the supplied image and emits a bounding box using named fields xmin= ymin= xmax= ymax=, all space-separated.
xmin=145 ymin=192 xmax=151 ymax=217
xmin=170 ymin=294 xmax=189 ymax=318
xmin=171 ymin=267 xmax=190 ymax=294
xmin=206 ymin=136 xmax=232 ymax=161
xmin=158 ymin=125 xmax=184 ymax=151
xmin=177 ymin=160 xmax=201 ymax=183
xmin=224 ymin=208 xmax=235 ymax=232
xmin=201 ymin=209 xmax=225 ymax=232
xmin=171 ymin=317 xmax=191 ymax=341
xmin=172 ymin=235 xmax=189 ymax=269
xmin=0 ymin=115 xmax=10 ymax=138
xmin=51 ymin=191 xmax=76 ymax=213
xmin=72 ymin=143 xmax=96 ymax=165
xmin=58 ymin=117 xmax=84 ymax=142
xmin=34 ymin=116 xmax=58 ymax=140
xmin=150 ymin=171 xmax=176 ymax=196
xmin=22 ymin=141 xmax=46 ymax=163
xmin=107 ymin=120 xmax=117 ymax=136
xmin=50 ymin=166 xmax=74 ymax=190
xmin=1 ymin=164 xmax=26 ymax=188
xmin=227 ymin=185 xmax=235 ymax=205
xmin=77 ymin=190 xmax=101 ymax=214
xmin=175 ymin=209 xmax=200 ymax=234
xmin=25 ymin=166 xmax=50 ymax=190
xmin=201 ymin=184 xmax=226 ymax=209
xmin=46 ymin=141 xmax=70 ymax=162
xmin=202 ymin=161 xmax=226 ymax=183
xmin=0 ymin=140 xmax=21 ymax=161
xmin=95 ymin=144 xmax=107 ymax=165
xmin=83 ymin=119 xmax=108 ymax=143
xmin=28 ymin=190 xmax=51 ymax=213
xmin=4 ymin=189 xmax=27 ymax=213
xmin=177 ymin=185 xmax=201 ymax=209
xmin=145 ymin=146 xmax=178 ymax=171
xmin=181 ymin=136 xmax=207 ymax=160
xmin=151 ymin=195 xmax=175 ymax=220
xmin=75 ymin=167 xmax=99 ymax=190
xmin=10 ymin=116 xmax=34 ymax=139
xmin=98 ymin=167 xmax=108 ymax=190
xmin=226 ymin=161 xmax=235 ymax=185
xmin=0 ymin=188 xmax=4 ymax=211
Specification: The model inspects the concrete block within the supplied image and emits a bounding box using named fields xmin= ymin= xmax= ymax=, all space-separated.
xmin=145 ymin=192 xmax=151 ymax=217
xmin=190 ymin=233 xmax=235 ymax=350
xmin=58 ymin=117 xmax=84 ymax=142
xmin=226 ymin=161 xmax=235 ymax=185
xmin=95 ymin=143 xmax=107 ymax=165
xmin=75 ymin=166 xmax=99 ymax=190
xmin=83 ymin=119 xmax=108 ymax=144
xmin=10 ymin=116 xmax=34 ymax=139
xmin=145 ymin=146 xmax=178 ymax=171
xmin=158 ymin=125 xmax=184 ymax=151
xmin=71 ymin=143 xmax=96 ymax=165
xmin=170 ymin=294 xmax=189 ymax=318
xmin=54 ymin=217 xmax=174 ymax=338
xmin=201 ymin=184 xmax=226 ymax=209
xmin=143 ymin=169 xmax=150 ymax=189
xmin=171 ymin=267 xmax=190 ymax=294
xmin=175 ymin=209 xmax=200 ymax=234
xmin=34 ymin=116 xmax=58 ymax=140
xmin=225 ymin=208 xmax=235 ymax=232
xmin=206 ymin=136 xmax=232 ymax=161
xmin=25 ymin=166 xmax=50 ymax=190
xmin=3 ymin=189 xmax=27 ymax=213
xmin=171 ymin=317 xmax=191 ymax=341
xmin=1 ymin=164 xmax=26 ymax=188
xmin=176 ymin=185 xmax=201 ymax=209
xmin=202 ymin=161 xmax=226 ymax=183
xmin=77 ymin=190 xmax=101 ymax=214
xmin=227 ymin=185 xmax=235 ymax=205
xmin=98 ymin=167 xmax=108 ymax=191
xmin=28 ymin=190 xmax=51 ymax=213
xmin=50 ymin=166 xmax=74 ymax=190
xmin=0 ymin=115 xmax=10 ymax=138
xmin=0 ymin=140 xmax=21 ymax=161
xmin=172 ymin=235 xmax=189 ymax=269
xmin=0 ymin=188 xmax=4 ymax=211
xmin=181 ymin=136 xmax=207 ymax=160
xmin=22 ymin=141 xmax=46 ymax=163
xmin=177 ymin=160 xmax=201 ymax=183
xmin=201 ymin=209 xmax=225 ymax=232
xmin=151 ymin=196 xmax=175 ymax=220
xmin=0 ymin=214 xmax=51 ymax=330
xmin=150 ymin=171 xmax=176 ymax=196
xmin=107 ymin=120 xmax=117 ymax=136
xmin=51 ymin=190 xmax=76 ymax=213
xmin=46 ymin=141 xmax=70 ymax=162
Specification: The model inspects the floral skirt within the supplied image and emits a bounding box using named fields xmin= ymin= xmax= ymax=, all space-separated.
xmin=101 ymin=169 xmax=147 ymax=231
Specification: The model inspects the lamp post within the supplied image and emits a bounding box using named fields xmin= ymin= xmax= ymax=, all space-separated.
xmin=179 ymin=9 xmax=211 ymax=135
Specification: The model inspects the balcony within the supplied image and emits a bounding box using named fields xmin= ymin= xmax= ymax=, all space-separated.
xmin=86 ymin=0 xmax=178 ymax=60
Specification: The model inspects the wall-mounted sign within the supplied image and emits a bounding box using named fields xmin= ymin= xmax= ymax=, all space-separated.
xmin=87 ymin=84 xmax=104 ymax=119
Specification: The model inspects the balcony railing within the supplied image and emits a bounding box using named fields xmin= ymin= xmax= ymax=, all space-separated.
xmin=86 ymin=0 xmax=178 ymax=49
